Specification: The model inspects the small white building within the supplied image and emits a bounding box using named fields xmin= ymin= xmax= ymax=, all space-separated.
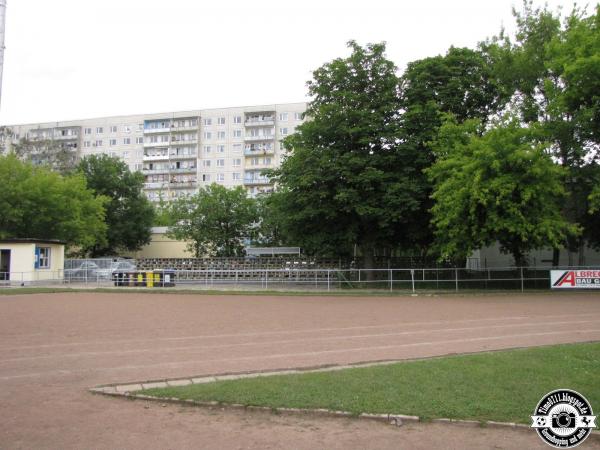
xmin=0 ymin=239 xmax=65 ymax=285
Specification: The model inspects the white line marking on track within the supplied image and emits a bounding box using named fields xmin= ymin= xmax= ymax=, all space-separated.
xmin=1 ymin=312 xmax=598 ymax=351
xmin=0 ymin=319 xmax=598 ymax=363
xmin=1 ymin=328 xmax=599 ymax=381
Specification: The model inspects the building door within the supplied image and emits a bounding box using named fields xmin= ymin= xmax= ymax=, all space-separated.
xmin=0 ymin=249 xmax=10 ymax=281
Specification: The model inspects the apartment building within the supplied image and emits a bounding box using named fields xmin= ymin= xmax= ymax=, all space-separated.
xmin=2 ymin=103 xmax=306 ymax=201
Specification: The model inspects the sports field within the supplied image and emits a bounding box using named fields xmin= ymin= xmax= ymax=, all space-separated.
xmin=0 ymin=291 xmax=599 ymax=449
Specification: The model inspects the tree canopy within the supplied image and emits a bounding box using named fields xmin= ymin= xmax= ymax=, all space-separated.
xmin=77 ymin=154 xmax=154 ymax=257
xmin=427 ymin=116 xmax=578 ymax=265
xmin=167 ymin=184 xmax=258 ymax=257
xmin=0 ymin=154 xmax=107 ymax=249
xmin=271 ymin=41 xmax=432 ymax=266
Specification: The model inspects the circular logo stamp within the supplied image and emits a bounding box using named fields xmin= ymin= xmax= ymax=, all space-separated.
xmin=531 ymin=389 xmax=596 ymax=448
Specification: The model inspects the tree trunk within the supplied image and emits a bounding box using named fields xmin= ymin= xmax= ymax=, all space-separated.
xmin=361 ymin=246 xmax=376 ymax=282
xmin=552 ymin=248 xmax=560 ymax=267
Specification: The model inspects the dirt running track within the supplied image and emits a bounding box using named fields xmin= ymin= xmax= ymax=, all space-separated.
xmin=1 ymin=291 xmax=599 ymax=450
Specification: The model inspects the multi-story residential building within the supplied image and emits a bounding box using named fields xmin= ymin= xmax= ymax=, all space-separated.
xmin=2 ymin=103 xmax=306 ymax=200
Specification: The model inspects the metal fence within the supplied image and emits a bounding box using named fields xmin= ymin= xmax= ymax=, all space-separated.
xmin=0 ymin=266 xmax=596 ymax=291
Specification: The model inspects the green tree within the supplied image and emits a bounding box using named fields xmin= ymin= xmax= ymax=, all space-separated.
xmin=427 ymin=116 xmax=578 ymax=266
xmin=252 ymin=193 xmax=290 ymax=247
xmin=167 ymin=184 xmax=258 ymax=257
xmin=482 ymin=2 xmax=600 ymax=259
xmin=271 ymin=41 xmax=427 ymax=268
xmin=0 ymin=154 xmax=107 ymax=249
xmin=77 ymin=154 xmax=154 ymax=256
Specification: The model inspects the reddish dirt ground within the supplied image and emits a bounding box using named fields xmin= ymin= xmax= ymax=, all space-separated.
xmin=0 ymin=291 xmax=599 ymax=449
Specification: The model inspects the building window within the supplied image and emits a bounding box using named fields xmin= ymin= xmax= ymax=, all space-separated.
xmin=280 ymin=127 xmax=288 ymax=135
xmin=135 ymin=137 xmax=143 ymax=144
xmin=123 ymin=125 xmax=131 ymax=133
xmin=96 ymin=127 xmax=104 ymax=134
xmin=294 ymin=112 xmax=303 ymax=120
xmin=95 ymin=140 xmax=103 ymax=147
xmin=83 ymin=141 xmax=91 ymax=148
xmin=123 ymin=151 xmax=129 ymax=159
xmin=203 ymin=160 xmax=211 ymax=168
xmin=84 ymin=128 xmax=92 ymax=135
xmin=217 ymin=131 xmax=226 ymax=140
xmin=232 ymin=158 xmax=241 ymax=167
xmin=279 ymin=112 xmax=288 ymax=121
xmin=232 ymin=172 xmax=241 ymax=181
xmin=217 ymin=145 xmax=225 ymax=153
xmin=110 ymin=125 xmax=118 ymax=133
xmin=217 ymin=117 xmax=226 ymax=125
xmin=204 ymin=131 xmax=212 ymax=140
xmin=264 ymin=157 xmax=272 ymax=165
xmin=233 ymin=116 xmax=242 ymax=124
xmin=37 ymin=247 xmax=50 ymax=269
xmin=110 ymin=139 xmax=117 ymax=146
xmin=232 ymin=129 xmax=242 ymax=138
xmin=204 ymin=146 xmax=211 ymax=154
xmin=203 ymin=118 xmax=212 ymax=126
xmin=123 ymin=138 xmax=131 ymax=145
xmin=202 ymin=174 xmax=211 ymax=182
xmin=251 ymin=157 xmax=259 ymax=166
xmin=216 ymin=159 xmax=225 ymax=167
xmin=216 ymin=173 xmax=225 ymax=182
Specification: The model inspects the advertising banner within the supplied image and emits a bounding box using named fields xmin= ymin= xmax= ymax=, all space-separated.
xmin=550 ymin=270 xmax=600 ymax=289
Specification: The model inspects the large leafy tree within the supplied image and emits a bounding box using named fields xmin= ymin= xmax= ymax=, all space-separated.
xmin=0 ymin=154 xmax=107 ymax=249
xmin=482 ymin=2 xmax=600 ymax=259
xmin=427 ymin=116 xmax=578 ymax=266
xmin=78 ymin=154 xmax=154 ymax=257
xmin=271 ymin=41 xmax=428 ymax=268
xmin=167 ymin=184 xmax=258 ymax=257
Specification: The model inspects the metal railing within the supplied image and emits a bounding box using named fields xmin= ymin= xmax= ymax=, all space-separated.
xmin=1 ymin=266 xmax=597 ymax=291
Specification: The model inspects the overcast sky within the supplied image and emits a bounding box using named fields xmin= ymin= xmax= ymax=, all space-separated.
xmin=0 ymin=0 xmax=582 ymax=124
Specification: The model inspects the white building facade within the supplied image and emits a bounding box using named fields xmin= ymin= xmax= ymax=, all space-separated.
xmin=3 ymin=102 xmax=306 ymax=200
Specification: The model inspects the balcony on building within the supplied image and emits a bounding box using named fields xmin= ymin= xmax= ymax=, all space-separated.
xmin=244 ymin=129 xmax=275 ymax=141
xmin=244 ymin=143 xmax=274 ymax=156
xmin=169 ymin=180 xmax=198 ymax=189
xmin=170 ymin=118 xmax=199 ymax=131
xmin=170 ymin=135 xmax=198 ymax=145
xmin=142 ymin=166 xmax=171 ymax=175
xmin=143 ymin=119 xmax=171 ymax=134
xmin=169 ymin=166 xmax=197 ymax=174
xmin=243 ymin=171 xmax=270 ymax=185
xmin=143 ymin=151 xmax=170 ymax=161
xmin=144 ymin=181 xmax=168 ymax=189
xmin=245 ymin=113 xmax=275 ymax=127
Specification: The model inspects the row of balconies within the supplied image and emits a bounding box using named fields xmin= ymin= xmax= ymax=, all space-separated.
xmin=142 ymin=166 xmax=197 ymax=174
xmin=143 ymin=152 xmax=197 ymax=161
xmin=144 ymin=180 xmax=198 ymax=189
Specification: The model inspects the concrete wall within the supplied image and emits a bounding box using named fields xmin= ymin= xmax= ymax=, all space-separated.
xmin=469 ymin=242 xmax=600 ymax=268
xmin=125 ymin=228 xmax=194 ymax=259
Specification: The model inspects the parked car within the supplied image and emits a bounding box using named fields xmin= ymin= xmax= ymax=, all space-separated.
xmin=96 ymin=260 xmax=137 ymax=280
xmin=64 ymin=261 xmax=100 ymax=282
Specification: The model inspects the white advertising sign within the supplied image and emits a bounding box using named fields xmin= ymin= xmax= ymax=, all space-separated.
xmin=551 ymin=270 xmax=600 ymax=289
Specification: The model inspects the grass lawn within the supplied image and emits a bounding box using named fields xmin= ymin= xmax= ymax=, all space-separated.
xmin=138 ymin=342 xmax=600 ymax=424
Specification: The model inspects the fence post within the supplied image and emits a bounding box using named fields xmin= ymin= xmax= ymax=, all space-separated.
xmin=389 ymin=269 xmax=393 ymax=292
xmin=266 ymin=269 xmax=268 ymax=289
xmin=411 ymin=269 xmax=415 ymax=293
xmin=520 ymin=266 xmax=524 ymax=292
xmin=327 ymin=270 xmax=330 ymax=291
xmin=455 ymin=268 xmax=459 ymax=292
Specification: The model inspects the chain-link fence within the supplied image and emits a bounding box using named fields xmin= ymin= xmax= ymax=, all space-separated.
xmin=1 ymin=265 xmax=597 ymax=291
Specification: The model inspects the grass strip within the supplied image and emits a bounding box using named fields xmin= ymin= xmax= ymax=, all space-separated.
xmin=138 ymin=342 xmax=600 ymax=424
